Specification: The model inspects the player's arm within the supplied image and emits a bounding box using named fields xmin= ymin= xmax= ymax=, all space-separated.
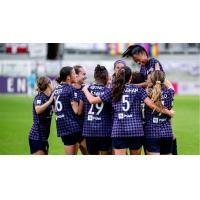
xmin=35 ymin=92 xmax=54 ymax=114
xmin=144 ymin=97 xmax=175 ymax=117
xmin=77 ymin=100 xmax=84 ymax=115
xmin=71 ymin=89 xmax=83 ymax=115
xmin=71 ymin=101 xmax=79 ymax=114
xmin=133 ymin=82 xmax=148 ymax=88
xmin=82 ymin=86 xmax=102 ymax=104
xmin=164 ymin=79 xmax=175 ymax=90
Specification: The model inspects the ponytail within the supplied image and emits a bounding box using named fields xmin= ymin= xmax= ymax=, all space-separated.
xmin=56 ymin=66 xmax=73 ymax=84
xmin=149 ymin=71 xmax=166 ymax=110
xmin=112 ymin=69 xmax=126 ymax=102
xmin=122 ymin=44 xmax=148 ymax=58
xmin=56 ymin=76 xmax=61 ymax=84
xmin=112 ymin=66 xmax=132 ymax=102
xmin=122 ymin=45 xmax=134 ymax=58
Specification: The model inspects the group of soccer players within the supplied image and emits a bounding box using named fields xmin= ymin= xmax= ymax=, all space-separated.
xmin=28 ymin=44 xmax=177 ymax=155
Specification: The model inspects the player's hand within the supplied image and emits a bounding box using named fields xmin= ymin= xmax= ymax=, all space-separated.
xmin=169 ymin=109 xmax=175 ymax=117
xmin=49 ymin=91 xmax=55 ymax=103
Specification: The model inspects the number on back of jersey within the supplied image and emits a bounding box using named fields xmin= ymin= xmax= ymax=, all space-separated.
xmin=55 ymin=95 xmax=63 ymax=112
xmin=122 ymin=95 xmax=130 ymax=112
xmin=88 ymin=103 xmax=104 ymax=115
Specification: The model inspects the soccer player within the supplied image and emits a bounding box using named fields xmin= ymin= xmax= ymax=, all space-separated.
xmin=111 ymin=66 xmax=175 ymax=155
xmin=112 ymin=60 xmax=126 ymax=83
xmin=73 ymin=65 xmax=88 ymax=155
xmin=28 ymin=76 xmax=54 ymax=155
xmin=81 ymin=64 xmax=112 ymax=155
xmin=145 ymin=70 xmax=175 ymax=155
xmin=122 ymin=44 xmax=164 ymax=88
xmin=130 ymin=72 xmax=146 ymax=153
xmin=54 ymin=66 xmax=82 ymax=155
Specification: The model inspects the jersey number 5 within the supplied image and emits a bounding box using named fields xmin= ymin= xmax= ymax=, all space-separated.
xmin=122 ymin=95 xmax=130 ymax=112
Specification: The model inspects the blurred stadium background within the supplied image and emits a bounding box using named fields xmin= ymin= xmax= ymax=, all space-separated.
xmin=0 ymin=43 xmax=199 ymax=154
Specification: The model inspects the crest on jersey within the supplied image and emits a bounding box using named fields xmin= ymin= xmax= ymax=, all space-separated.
xmin=36 ymin=100 xmax=41 ymax=105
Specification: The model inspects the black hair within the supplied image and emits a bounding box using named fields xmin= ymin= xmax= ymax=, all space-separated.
xmin=94 ymin=64 xmax=108 ymax=85
xmin=56 ymin=66 xmax=73 ymax=83
xmin=122 ymin=45 xmax=148 ymax=58
xmin=73 ymin=65 xmax=83 ymax=75
xmin=112 ymin=66 xmax=132 ymax=102
xmin=130 ymin=71 xmax=145 ymax=84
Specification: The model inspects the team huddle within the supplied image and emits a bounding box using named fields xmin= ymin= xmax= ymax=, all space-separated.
xmin=28 ymin=45 xmax=177 ymax=155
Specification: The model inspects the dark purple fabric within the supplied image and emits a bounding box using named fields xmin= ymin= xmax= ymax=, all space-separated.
xmin=144 ymin=88 xmax=174 ymax=138
xmin=29 ymin=92 xmax=53 ymax=141
xmin=82 ymin=84 xmax=112 ymax=137
xmin=111 ymin=84 xmax=148 ymax=138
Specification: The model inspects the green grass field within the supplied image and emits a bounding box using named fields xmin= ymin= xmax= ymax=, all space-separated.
xmin=0 ymin=95 xmax=199 ymax=155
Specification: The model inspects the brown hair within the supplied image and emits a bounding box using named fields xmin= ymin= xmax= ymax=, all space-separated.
xmin=112 ymin=66 xmax=132 ymax=102
xmin=73 ymin=65 xmax=83 ymax=74
xmin=149 ymin=71 xmax=165 ymax=110
xmin=36 ymin=76 xmax=51 ymax=92
xmin=130 ymin=71 xmax=145 ymax=84
xmin=94 ymin=64 xmax=108 ymax=85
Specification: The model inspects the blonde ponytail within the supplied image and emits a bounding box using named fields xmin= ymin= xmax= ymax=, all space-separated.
xmin=149 ymin=76 xmax=165 ymax=110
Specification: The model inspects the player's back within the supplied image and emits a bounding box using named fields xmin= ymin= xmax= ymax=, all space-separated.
xmin=112 ymin=84 xmax=147 ymax=137
xmin=144 ymin=87 xmax=174 ymax=138
xmin=54 ymin=83 xmax=80 ymax=136
xmin=82 ymin=84 xmax=112 ymax=137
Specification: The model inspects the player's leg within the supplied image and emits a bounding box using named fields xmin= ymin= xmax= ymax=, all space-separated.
xmin=75 ymin=132 xmax=88 ymax=155
xmin=129 ymin=137 xmax=144 ymax=155
xmin=146 ymin=151 xmax=160 ymax=155
xmin=64 ymin=145 xmax=77 ymax=155
xmin=170 ymin=119 xmax=178 ymax=155
xmin=112 ymin=137 xmax=128 ymax=155
xmin=172 ymin=134 xmax=178 ymax=155
xmin=79 ymin=138 xmax=88 ymax=155
xmin=99 ymin=137 xmax=112 ymax=155
xmin=114 ymin=149 xmax=127 ymax=155
xmin=86 ymin=137 xmax=99 ymax=155
xmin=145 ymin=138 xmax=160 ymax=155
xmin=61 ymin=134 xmax=78 ymax=155
xmin=130 ymin=149 xmax=142 ymax=155
xmin=143 ymin=137 xmax=147 ymax=155
xmin=33 ymin=150 xmax=46 ymax=155
xmin=29 ymin=140 xmax=49 ymax=155
xmin=160 ymin=137 xmax=173 ymax=155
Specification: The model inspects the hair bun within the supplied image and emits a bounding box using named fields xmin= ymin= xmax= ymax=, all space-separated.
xmin=156 ymin=81 xmax=161 ymax=84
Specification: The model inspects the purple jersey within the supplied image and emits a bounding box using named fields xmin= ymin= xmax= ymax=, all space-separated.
xmin=111 ymin=84 xmax=148 ymax=138
xmin=54 ymin=83 xmax=81 ymax=137
xmin=75 ymin=85 xmax=84 ymax=129
xmin=144 ymin=88 xmax=174 ymax=138
xmin=140 ymin=58 xmax=164 ymax=80
xmin=82 ymin=84 xmax=112 ymax=137
xmin=29 ymin=92 xmax=53 ymax=141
